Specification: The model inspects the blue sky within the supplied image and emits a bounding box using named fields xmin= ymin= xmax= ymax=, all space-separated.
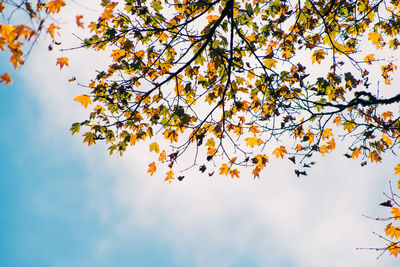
xmin=1 ymin=2 xmax=400 ymax=266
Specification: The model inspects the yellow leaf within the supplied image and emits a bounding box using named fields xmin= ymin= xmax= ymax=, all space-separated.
xmin=382 ymin=134 xmax=393 ymax=146
xmin=74 ymin=95 xmax=92 ymax=108
xmin=245 ymin=137 xmax=263 ymax=148
xmin=219 ymin=163 xmax=230 ymax=176
xmin=0 ymin=73 xmax=12 ymax=85
xmin=312 ymin=49 xmax=326 ymax=64
xmin=83 ymin=132 xmax=96 ymax=146
xmin=149 ymin=142 xmax=160 ymax=153
xmin=45 ymin=0 xmax=65 ymax=14
xmin=343 ymin=120 xmax=356 ymax=132
xmin=164 ymin=170 xmax=174 ymax=183
xmin=368 ymin=32 xmax=383 ymax=49
xmin=76 ymin=15 xmax=84 ymax=29
xmin=264 ymin=58 xmax=277 ymax=69
xmin=147 ymin=161 xmax=157 ymax=176
xmin=392 ymin=207 xmax=400 ymax=220
xmin=364 ymin=54 xmax=375 ymax=65
xmin=158 ymin=32 xmax=168 ymax=43
xmin=395 ymin=164 xmax=400 ymax=176
xmin=56 ymin=57 xmax=69 ymax=70
xmin=273 ymin=146 xmax=287 ymax=159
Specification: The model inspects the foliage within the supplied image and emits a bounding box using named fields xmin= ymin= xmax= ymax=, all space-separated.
xmin=2 ymin=0 xmax=400 ymax=259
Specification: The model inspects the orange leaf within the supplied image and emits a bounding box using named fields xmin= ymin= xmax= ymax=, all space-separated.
xmin=147 ymin=161 xmax=157 ymax=176
xmin=56 ymin=57 xmax=69 ymax=70
xmin=45 ymin=0 xmax=66 ymax=14
xmin=219 ymin=163 xmax=230 ymax=176
xmin=385 ymin=223 xmax=400 ymax=240
xmin=392 ymin=207 xmax=400 ymax=220
xmin=0 ymin=73 xmax=12 ymax=85
xmin=74 ymin=95 xmax=92 ymax=108
xmin=164 ymin=170 xmax=175 ymax=183
xmin=100 ymin=2 xmax=117 ymax=20
xmin=273 ymin=146 xmax=287 ymax=159
xmin=0 ymin=0 xmax=5 ymax=13
xmin=47 ymin=23 xmax=60 ymax=39
xmin=333 ymin=115 xmax=341 ymax=126
xmin=230 ymin=168 xmax=240 ymax=178
xmin=388 ymin=243 xmax=400 ymax=258
xmin=76 ymin=15 xmax=84 ymax=28
xmin=351 ymin=148 xmax=361 ymax=159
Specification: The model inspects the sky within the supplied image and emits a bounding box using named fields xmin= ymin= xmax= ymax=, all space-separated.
xmin=1 ymin=2 xmax=400 ymax=267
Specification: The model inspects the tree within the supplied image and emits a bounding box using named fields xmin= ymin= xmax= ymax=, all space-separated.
xmin=2 ymin=0 xmax=400 ymax=258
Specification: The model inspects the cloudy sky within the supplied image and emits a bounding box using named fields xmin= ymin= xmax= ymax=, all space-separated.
xmin=1 ymin=1 xmax=399 ymax=266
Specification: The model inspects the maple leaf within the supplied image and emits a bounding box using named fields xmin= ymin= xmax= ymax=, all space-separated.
xmin=45 ymin=0 xmax=66 ymax=14
xmin=47 ymin=23 xmax=61 ymax=39
xmin=56 ymin=57 xmax=69 ymax=70
xmin=395 ymin=164 xmax=400 ymax=176
xmin=76 ymin=15 xmax=84 ymax=29
xmin=149 ymin=142 xmax=160 ymax=153
xmin=312 ymin=49 xmax=326 ymax=64
xmin=245 ymin=137 xmax=263 ymax=148
xmin=164 ymin=170 xmax=174 ymax=184
xmin=158 ymin=150 xmax=167 ymax=163
xmin=368 ymin=32 xmax=383 ymax=49
xmin=388 ymin=243 xmax=400 ymax=258
xmin=368 ymin=150 xmax=381 ymax=163
xmin=364 ymin=54 xmax=375 ymax=65
xmin=0 ymin=73 xmax=12 ymax=85
xmin=351 ymin=148 xmax=361 ymax=159
xmin=147 ymin=162 xmax=157 ymax=176
xmin=100 ymin=2 xmax=118 ymax=20
xmin=0 ymin=0 xmax=4 ymax=13
xmin=83 ymin=132 xmax=96 ymax=146
xmin=264 ymin=58 xmax=277 ymax=69
xmin=333 ymin=115 xmax=341 ymax=126
xmin=74 ymin=95 xmax=92 ymax=108
xmin=219 ymin=163 xmax=230 ymax=176
xmin=343 ymin=121 xmax=356 ymax=132
xmin=230 ymin=168 xmax=240 ymax=178
xmin=385 ymin=223 xmax=400 ymax=240
xmin=273 ymin=146 xmax=287 ymax=159
xmin=392 ymin=207 xmax=400 ymax=220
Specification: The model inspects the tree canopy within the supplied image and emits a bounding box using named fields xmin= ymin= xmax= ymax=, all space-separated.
xmin=1 ymin=0 xmax=400 ymax=258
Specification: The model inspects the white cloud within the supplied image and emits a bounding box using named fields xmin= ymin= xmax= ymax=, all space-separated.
xmin=19 ymin=1 xmax=400 ymax=266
